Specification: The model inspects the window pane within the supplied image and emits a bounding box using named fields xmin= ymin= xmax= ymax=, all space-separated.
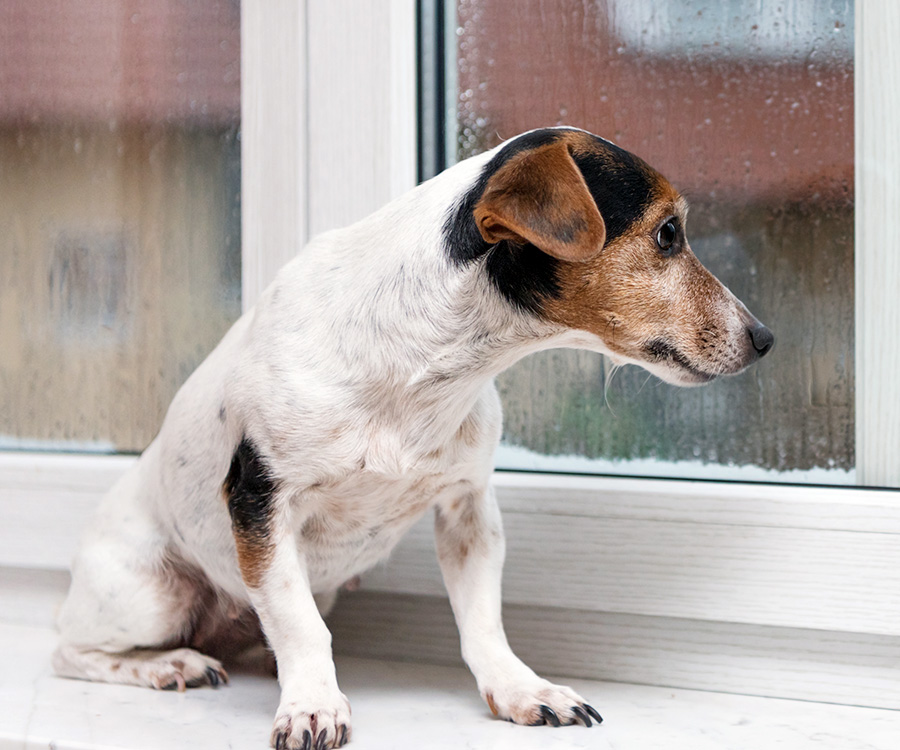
xmin=0 ymin=0 xmax=241 ymax=453
xmin=452 ymin=0 xmax=854 ymax=483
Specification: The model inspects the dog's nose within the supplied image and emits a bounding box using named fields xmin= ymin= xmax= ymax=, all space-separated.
xmin=748 ymin=323 xmax=775 ymax=358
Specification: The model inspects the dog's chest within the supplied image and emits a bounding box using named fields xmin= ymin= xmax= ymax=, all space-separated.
xmin=250 ymin=378 xmax=502 ymax=592
xmin=291 ymin=468 xmax=469 ymax=592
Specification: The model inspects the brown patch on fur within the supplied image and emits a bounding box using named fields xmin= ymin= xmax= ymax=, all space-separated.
xmin=301 ymin=513 xmax=327 ymax=542
xmin=111 ymin=661 xmax=121 ymax=672
xmin=375 ymin=477 xmax=451 ymax=529
xmin=232 ymin=537 xmax=273 ymax=591
xmin=486 ymin=692 xmax=499 ymax=716
xmin=474 ymin=138 xmax=606 ymax=262
xmin=434 ymin=491 xmax=490 ymax=567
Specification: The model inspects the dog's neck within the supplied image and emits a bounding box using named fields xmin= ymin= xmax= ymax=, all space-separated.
xmin=333 ymin=243 xmax=580 ymax=465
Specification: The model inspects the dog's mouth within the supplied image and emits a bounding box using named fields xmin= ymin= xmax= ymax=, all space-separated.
xmin=644 ymin=339 xmax=717 ymax=385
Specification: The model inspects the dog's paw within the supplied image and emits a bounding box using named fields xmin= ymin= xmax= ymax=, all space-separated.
xmin=271 ymin=691 xmax=352 ymax=750
xmin=482 ymin=678 xmax=602 ymax=727
xmin=52 ymin=644 xmax=228 ymax=691
xmin=138 ymin=647 xmax=229 ymax=692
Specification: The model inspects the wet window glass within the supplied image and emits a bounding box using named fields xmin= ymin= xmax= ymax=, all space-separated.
xmin=0 ymin=1 xmax=241 ymax=453
xmin=452 ymin=0 xmax=854 ymax=483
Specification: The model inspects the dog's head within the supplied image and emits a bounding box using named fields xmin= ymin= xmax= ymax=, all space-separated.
xmin=445 ymin=128 xmax=773 ymax=386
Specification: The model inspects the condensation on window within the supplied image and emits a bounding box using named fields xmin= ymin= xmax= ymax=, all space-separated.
xmin=0 ymin=1 xmax=241 ymax=453
xmin=454 ymin=0 xmax=854 ymax=482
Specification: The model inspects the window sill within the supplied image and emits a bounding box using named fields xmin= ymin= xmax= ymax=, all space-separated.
xmin=1 ymin=621 xmax=897 ymax=750
xmin=2 ymin=454 xmax=900 ymax=709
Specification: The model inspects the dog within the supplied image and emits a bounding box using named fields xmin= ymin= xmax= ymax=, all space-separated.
xmin=53 ymin=127 xmax=773 ymax=749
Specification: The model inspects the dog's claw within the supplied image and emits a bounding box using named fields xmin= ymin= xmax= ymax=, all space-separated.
xmin=572 ymin=705 xmax=591 ymax=727
xmin=584 ymin=704 xmax=603 ymax=724
xmin=161 ymin=672 xmax=187 ymax=692
xmin=299 ymin=729 xmax=311 ymax=750
xmin=204 ymin=666 xmax=220 ymax=687
xmin=274 ymin=732 xmax=286 ymax=750
xmin=338 ymin=725 xmax=348 ymax=747
xmin=315 ymin=729 xmax=328 ymax=750
xmin=539 ymin=705 xmax=561 ymax=727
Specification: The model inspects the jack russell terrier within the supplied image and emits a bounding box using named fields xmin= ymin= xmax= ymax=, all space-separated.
xmin=54 ymin=127 xmax=774 ymax=749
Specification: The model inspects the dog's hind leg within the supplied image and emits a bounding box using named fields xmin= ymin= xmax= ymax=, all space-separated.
xmin=53 ymin=458 xmax=228 ymax=691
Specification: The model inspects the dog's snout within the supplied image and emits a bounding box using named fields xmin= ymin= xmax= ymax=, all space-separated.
xmin=748 ymin=323 xmax=775 ymax=358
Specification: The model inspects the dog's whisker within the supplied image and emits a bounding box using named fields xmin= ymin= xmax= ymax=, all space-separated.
xmin=603 ymin=361 xmax=620 ymax=416
xmin=636 ymin=371 xmax=654 ymax=394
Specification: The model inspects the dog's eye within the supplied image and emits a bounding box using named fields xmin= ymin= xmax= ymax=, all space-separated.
xmin=656 ymin=219 xmax=678 ymax=255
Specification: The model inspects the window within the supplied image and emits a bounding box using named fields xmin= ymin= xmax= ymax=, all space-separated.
xmin=0 ymin=0 xmax=241 ymax=454
xmin=438 ymin=0 xmax=861 ymax=486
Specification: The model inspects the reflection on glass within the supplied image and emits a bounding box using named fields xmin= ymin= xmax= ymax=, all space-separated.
xmin=0 ymin=1 xmax=241 ymax=453
xmin=454 ymin=0 xmax=854 ymax=483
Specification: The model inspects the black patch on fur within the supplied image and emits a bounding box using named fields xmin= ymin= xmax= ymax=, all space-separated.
xmin=646 ymin=339 xmax=682 ymax=363
xmin=569 ymin=138 xmax=656 ymax=246
xmin=645 ymin=339 xmax=711 ymax=381
xmin=484 ymin=241 xmax=561 ymax=315
xmin=444 ymin=129 xmax=566 ymax=314
xmin=442 ymin=128 xmax=656 ymax=314
xmin=444 ymin=129 xmax=566 ymax=267
xmin=224 ymin=438 xmax=277 ymax=542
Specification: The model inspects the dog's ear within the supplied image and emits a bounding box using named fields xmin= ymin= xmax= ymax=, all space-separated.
xmin=473 ymin=140 xmax=606 ymax=262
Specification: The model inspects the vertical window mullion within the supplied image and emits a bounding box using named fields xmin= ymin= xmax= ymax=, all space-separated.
xmin=855 ymin=0 xmax=900 ymax=487
xmin=240 ymin=0 xmax=308 ymax=311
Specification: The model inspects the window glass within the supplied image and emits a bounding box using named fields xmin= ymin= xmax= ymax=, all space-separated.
xmin=452 ymin=0 xmax=854 ymax=483
xmin=0 ymin=1 xmax=241 ymax=453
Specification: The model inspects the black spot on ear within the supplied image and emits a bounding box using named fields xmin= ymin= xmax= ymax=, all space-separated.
xmin=570 ymin=137 xmax=656 ymax=245
xmin=224 ymin=438 xmax=277 ymax=544
xmin=444 ymin=128 xmax=569 ymax=313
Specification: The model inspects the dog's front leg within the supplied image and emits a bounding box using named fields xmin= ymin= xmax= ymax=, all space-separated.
xmin=435 ymin=486 xmax=602 ymax=728
xmin=226 ymin=441 xmax=350 ymax=749
xmin=242 ymin=529 xmax=351 ymax=750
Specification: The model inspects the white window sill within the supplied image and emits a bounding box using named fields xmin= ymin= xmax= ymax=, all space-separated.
xmin=1 ymin=622 xmax=897 ymax=750
xmin=3 ymin=457 xmax=900 ymax=712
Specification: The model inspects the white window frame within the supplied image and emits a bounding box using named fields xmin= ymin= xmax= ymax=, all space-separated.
xmin=1 ymin=0 xmax=898 ymax=709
